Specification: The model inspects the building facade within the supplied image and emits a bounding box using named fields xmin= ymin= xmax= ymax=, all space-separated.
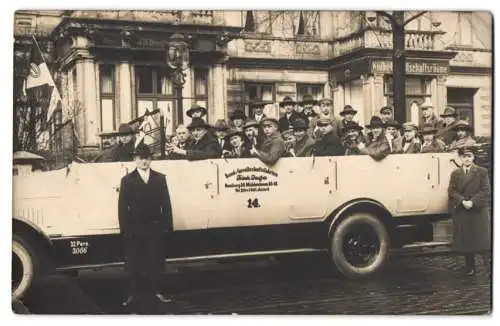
xmin=14 ymin=10 xmax=492 ymax=155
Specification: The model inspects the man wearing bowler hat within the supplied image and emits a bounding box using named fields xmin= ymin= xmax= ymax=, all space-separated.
xmin=357 ymin=116 xmax=391 ymax=161
xmin=250 ymin=117 xmax=286 ymax=165
xmin=249 ymin=101 xmax=267 ymax=123
xmin=186 ymin=103 xmax=208 ymax=119
xmin=448 ymin=146 xmax=491 ymax=276
xmin=448 ymin=120 xmax=477 ymax=151
xmin=166 ymin=118 xmax=221 ymax=160
xmin=119 ymin=143 xmax=173 ymax=313
xmin=420 ymin=124 xmax=446 ymax=153
xmin=96 ymin=123 xmax=137 ymax=162
xmin=338 ymin=105 xmax=358 ymax=137
xmin=436 ymin=106 xmax=460 ymax=145
xmin=278 ymin=96 xmax=303 ymax=133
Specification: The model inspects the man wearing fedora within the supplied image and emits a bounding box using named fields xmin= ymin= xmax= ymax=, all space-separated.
xmin=291 ymin=118 xmax=315 ymax=157
xmin=448 ymin=146 xmax=491 ymax=276
xmin=243 ymin=119 xmax=264 ymax=150
xmin=212 ymin=119 xmax=232 ymax=152
xmin=338 ymin=105 xmax=358 ymax=137
xmin=229 ymin=110 xmax=247 ymax=131
xmin=96 ymin=124 xmax=137 ymax=162
xmin=249 ymin=101 xmax=267 ymax=123
xmin=419 ymin=103 xmax=441 ymax=129
xmin=399 ymin=122 xmax=422 ymax=154
xmin=420 ymin=124 xmax=446 ymax=153
xmin=250 ymin=117 xmax=286 ymax=165
xmin=357 ymin=116 xmax=391 ymax=161
xmin=278 ymin=96 xmax=304 ymax=133
xmin=186 ymin=103 xmax=208 ymax=119
xmin=222 ymin=128 xmax=252 ymax=158
xmin=448 ymin=120 xmax=477 ymax=151
xmin=118 ymin=143 xmax=173 ymax=313
xmin=342 ymin=121 xmax=365 ymax=156
xmin=436 ymin=106 xmax=460 ymax=145
xmin=310 ymin=117 xmax=344 ymax=157
xmin=385 ymin=119 xmax=403 ymax=153
xmin=166 ymin=118 xmax=221 ymax=160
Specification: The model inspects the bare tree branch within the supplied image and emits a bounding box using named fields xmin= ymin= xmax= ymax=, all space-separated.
xmin=375 ymin=11 xmax=395 ymax=24
xmin=403 ymin=11 xmax=428 ymax=27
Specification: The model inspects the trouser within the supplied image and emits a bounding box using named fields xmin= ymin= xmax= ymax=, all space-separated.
xmin=464 ymin=251 xmax=491 ymax=273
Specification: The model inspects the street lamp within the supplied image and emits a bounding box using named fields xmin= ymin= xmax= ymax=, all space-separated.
xmin=166 ymin=33 xmax=190 ymax=126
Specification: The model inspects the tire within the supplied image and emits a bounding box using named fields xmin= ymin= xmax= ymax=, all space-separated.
xmin=329 ymin=212 xmax=390 ymax=278
xmin=12 ymin=235 xmax=41 ymax=301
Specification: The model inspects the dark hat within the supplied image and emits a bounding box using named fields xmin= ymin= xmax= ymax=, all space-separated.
xmin=213 ymin=119 xmax=230 ymax=131
xmin=420 ymin=124 xmax=438 ymax=135
xmin=379 ymin=106 xmax=392 ymax=114
xmin=249 ymin=100 xmax=266 ymax=108
xmin=186 ymin=104 xmax=208 ymax=118
xmin=260 ymin=117 xmax=279 ymax=126
xmin=117 ymin=123 xmax=135 ymax=135
xmin=402 ymin=122 xmax=418 ymax=132
xmin=131 ymin=143 xmax=152 ymax=157
xmin=344 ymin=121 xmax=363 ymax=132
xmin=339 ymin=105 xmax=357 ymax=116
xmin=243 ymin=119 xmax=260 ymax=129
xmin=187 ymin=117 xmax=211 ymax=130
xmin=440 ymin=106 xmax=458 ymax=117
xmin=318 ymin=98 xmax=333 ymax=105
xmin=457 ymin=145 xmax=477 ymax=156
xmin=279 ymin=96 xmax=296 ymax=107
xmin=452 ymin=120 xmax=473 ymax=132
xmin=230 ymin=110 xmax=247 ymax=120
xmin=368 ymin=116 xmax=385 ymax=128
xmin=300 ymin=94 xmax=318 ymax=105
xmin=291 ymin=118 xmax=308 ymax=130
xmin=225 ymin=128 xmax=246 ymax=140
xmin=385 ymin=119 xmax=401 ymax=129
xmin=316 ymin=117 xmax=333 ymax=126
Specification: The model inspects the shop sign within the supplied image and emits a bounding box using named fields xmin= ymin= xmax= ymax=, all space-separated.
xmin=371 ymin=60 xmax=449 ymax=75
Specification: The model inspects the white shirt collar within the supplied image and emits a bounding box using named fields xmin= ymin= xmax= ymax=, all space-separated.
xmin=137 ymin=168 xmax=150 ymax=183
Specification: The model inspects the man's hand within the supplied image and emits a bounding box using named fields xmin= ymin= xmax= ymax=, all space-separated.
xmin=462 ymin=200 xmax=473 ymax=210
xmin=166 ymin=143 xmax=185 ymax=155
xmin=357 ymin=142 xmax=366 ymax=150
xmin=250 ymin=146 xmax=259 ymax=156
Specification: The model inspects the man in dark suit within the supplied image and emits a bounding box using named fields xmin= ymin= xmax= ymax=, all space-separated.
xmin=448 ymin=146 xmax=491 ymax=276
xmin=166 ymin=118 xmax=222 ymax=160
xmin=310 ymin=118 xmax=344 ymax=157
xmin=118 ymin=143 xmax=173 ymax=313
xmin=95 ymin=124 xmax=137 ymax=162
xmin=278 ymin=96 xmax=304 ymax=133
xmin=249 ymin=101 xmax=267 ymax=123
xmin=436 ymin=106 xmax=460 ymax=145
xmin=250 ymin=118 xmax=286 ymax=165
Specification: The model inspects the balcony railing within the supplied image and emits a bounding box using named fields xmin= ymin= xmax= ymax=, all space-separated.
xmin=69 ymin=10 xmax=214 ymax=25
xmin=332 ymin=28 xmax=443 ymax=57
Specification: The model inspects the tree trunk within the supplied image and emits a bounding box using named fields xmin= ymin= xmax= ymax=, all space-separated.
xmin=392 ymin=11 xmax=406 ymax=123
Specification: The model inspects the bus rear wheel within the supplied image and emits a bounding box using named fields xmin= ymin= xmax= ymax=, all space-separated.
xmin=329 ymin=212 xmax=390 ymax=278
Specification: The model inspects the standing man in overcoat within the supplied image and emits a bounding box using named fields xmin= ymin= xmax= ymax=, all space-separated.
xmin=119 ymin=143 xmax=173 ymax=313
xmin=448 ymin=146 xmax=491 ymax=276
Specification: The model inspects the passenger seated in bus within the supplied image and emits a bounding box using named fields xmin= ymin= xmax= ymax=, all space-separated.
xmin=95 ymin=124 xmax=137 ymax=162
xmin=436 ymin=106 xmax=460 ymax=145
xmin=342 ymin=121 xmax=364 ymax=156
xmin=186 ymin=103 xmax=207 ymax=119
xmin=249 ymin=118 xmax=286 ymax=166
xmin=229 ymin=110 xmax=247 ymax=131
xmin=338 ymin=105 xmax=358 ymax=138
xmin=243 ymin=120 xmax=264 ymax=150
xmin=167 ymin=124 xmax=192 ymax=160
xmin=310 ymin=118 xmax=344 ymax=157
xmin=278 ymin=96 xmax=303 ymax=133
xmin=317 ymin=98 xmax=341 ymax=139
xmin=282 ymin=128 xmax=296 ymax=157
xmin=379 ymin=106 xmax=394 ymax=124
xmin=222 ymin=129 xmax=252 ymax=158
xmin=299 ymin=94 xmax=319 ymax=131
xmin=448 ymin=120 xmax=476 ymax=151
xmin=166 ymin=118 xmax=221 ymax=161
xmin=399 ymin=123 xmax=422 ymax=154
xmin=419 ymin=103 xmax=440 ymax=129
xmin=420 ymin=124 xmax=446 ymax=153
xmin=356 ymin=116 xmax=390 ymax=161
xmin=213 ymin=119 xmax=231 ymax=152
xmin=290 ymin=118 xmax=315 ymax=157
xmin=363 ymin=123 xmax=373 ymax=146
xmin=385 ymin=119 xmax=403 ymax=153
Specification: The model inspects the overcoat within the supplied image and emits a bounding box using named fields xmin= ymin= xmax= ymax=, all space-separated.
xmin=255 ymin=133 xmax=286 ymax=165
xmin=448 ymin=164 xmax=491 ymax=253
xmin=310 ymin=130 xmax=344 ymax=157
xmin=278 ymin=111 xmax=305 ymax=133
xmin=436 ymin=121 xmax=459 ymax=145
xmin=358 ymin=134 xmax=391 ymax=161
xmin=293 ymin=134 xmax=315 ymax=157
xmin=420 ymin=139 xmax=446 ymax=153
xmin=185 ymin=133 xmax=222 ymax=160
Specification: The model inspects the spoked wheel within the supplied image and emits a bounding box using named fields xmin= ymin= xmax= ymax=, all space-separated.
xmin=12 ymin=235 xmax=36 ymax=301
xmin=330 ymin=212 xmax=390 ymax=278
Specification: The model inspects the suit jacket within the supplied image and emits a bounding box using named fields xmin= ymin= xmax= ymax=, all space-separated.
xmin=448 ymin=164 xmax=491 ymax=252
xmin=255 ymin=133 xmax=286 ymax=165
xmin=358 ymin=134 xmax=391 ymax=161
xmin=311 ymin=130 xmax=344 ymax=157
xmin=250 ymin=113 xmax=267 ymax=123
xmin=279 ymin=111 xmax=305 ymax=133
xmin=118 ymin=169 xmax=173 ymax=238
xmin=185 ymin=133 xmax=222 ymax=160
xmin=293 ymin=135 xmax=315 ymax=157
xmin=436 ymin=121 xmax=459 ymax=145
xmin=399 ymin=139 xmax=422 ymax=154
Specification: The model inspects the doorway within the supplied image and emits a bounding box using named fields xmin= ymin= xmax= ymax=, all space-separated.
xmin=447 ymin=87 xmax=477 ymax=134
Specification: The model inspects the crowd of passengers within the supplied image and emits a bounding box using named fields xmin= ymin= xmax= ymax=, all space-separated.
xmin=98 ymin=95 xmax=477 ymax=166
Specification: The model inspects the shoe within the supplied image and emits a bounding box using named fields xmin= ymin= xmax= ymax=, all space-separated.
xmin=467 ymin=268 xmax=476 ymax=276
xmin=156 ymin=293 xmax=173 ymax=304
xmin=122 ymin=295 xmax=134 ymax=307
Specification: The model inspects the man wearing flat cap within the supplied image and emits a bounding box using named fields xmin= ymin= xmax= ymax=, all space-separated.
xmin=249 ymin=101 xmax=267 ymax=123
xmin=118 ymin=143 xmax=173 ymax=312
xmin=310 ymin=117 xmax=344 ymax=157
xmin=448 ymin=120 xmax=477 ymax=151
xmin=186 ymin=104 xmax=208 ymax=119
xmin=166 ymin=118 xmax=221 ymax=160
xmin=448 ymin=146 xmax=491 ymax=276
xmin=249 ymin=117 xmax=286 ymax=165
xmin=338 ymin=105 xmax=358 ymax=137
xmin=436 ymin=106 xmax=460 ymax=145
xmin=357 ymin=116 xmax=391 ymax=161
xmin=400 ymin=122 xmax=422 ymax=154
xmin=96 ymin=123 xmax=137 ymax=162
xmin=278 ymin=96 xmax=303 ymax=133
xmin=420 ymin=124 xmax=446 ymax=153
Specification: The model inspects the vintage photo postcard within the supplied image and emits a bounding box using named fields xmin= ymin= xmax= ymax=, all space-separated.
xmin=12 ymin=10 xmax=492 ymax=315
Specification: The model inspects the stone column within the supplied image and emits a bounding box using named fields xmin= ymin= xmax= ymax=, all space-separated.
xmin=118 ymin=61 xmax=133 ymax=123
xmin=429 ymin=77 xmax=438 ymax=109
xmin=436 ymin=75 xmax=447 ymax=114
xmin=372 ymin=74 xmax=385 ymax=115
xmin=334 ymin=83 xmax=345 ymax=114
xmin=82 ymin=59 xmax=99 ymax=146
xmin=361 ymin=74 xmax=374 ymax=127
xmin=75 ymin=61 xmax=86 ymax=145
xmin=212 ymin=63 xmax=227 ymax=123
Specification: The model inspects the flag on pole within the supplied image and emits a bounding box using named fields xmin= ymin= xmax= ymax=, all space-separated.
xmin=25 ymin=37 xmax=62 ymax=122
